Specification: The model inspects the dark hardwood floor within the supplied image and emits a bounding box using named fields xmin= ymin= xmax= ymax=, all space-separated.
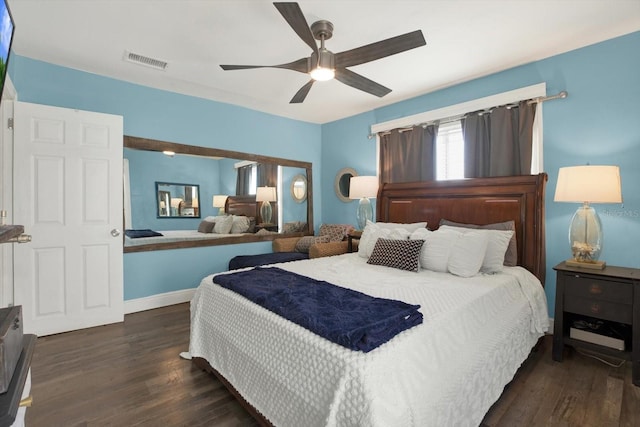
xmin=26 ymin=304 xmax=639 ymax=426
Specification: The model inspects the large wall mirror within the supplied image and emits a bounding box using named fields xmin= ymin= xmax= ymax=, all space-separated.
xmin=123 ymin=136 xmax=314 ymax=252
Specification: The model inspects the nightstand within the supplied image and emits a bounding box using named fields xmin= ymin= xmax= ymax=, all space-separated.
xmin=256 ymin=223 xmax=278 ymax=232
xmin=552 ymin=262 xmax=639 ymax=386
xmin=347 ymin=230 xmax=362 ymax=253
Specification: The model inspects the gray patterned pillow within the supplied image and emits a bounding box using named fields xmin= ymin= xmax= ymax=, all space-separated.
xmin=367 ymin=238 xmax=425 ymax=272
xmin=319 ymin=224 xmax=354 ymax=242
xmin=295 ymin=235 xmax=331 ymax=253
xmin=197 ymin=220 xmax=215 ymax=233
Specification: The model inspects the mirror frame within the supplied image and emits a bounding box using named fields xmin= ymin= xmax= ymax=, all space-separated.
xmin=290 ymin=174 xmax=307 ymax=203
xmin=335 ymin=167 xmax=357 ymax=203
xmin=124 ymin=135 xmax=314 ymax=253
xmin=155 ymin=182 xmax=201 ymax=218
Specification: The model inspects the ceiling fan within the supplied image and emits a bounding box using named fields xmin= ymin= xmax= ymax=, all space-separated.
xmin=220 ymin=2 xmax=426 ymax=104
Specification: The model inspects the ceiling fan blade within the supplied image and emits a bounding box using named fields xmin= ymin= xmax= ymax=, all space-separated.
xmin=334 ymin=68 xmax=391 ymax=98
xmin=221 ymin=58 xmax=308 ymax=73
xmin=290 ymin=80 xmax=315 ymax=103
xmin=274 ymin=2 xmax=318 ymax=56
xmin=335 ymin=30 xmax=426 ymax=68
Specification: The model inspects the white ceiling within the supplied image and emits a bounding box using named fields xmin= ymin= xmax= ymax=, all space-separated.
xmin=7 ymin=0 xmax=640 ymax=124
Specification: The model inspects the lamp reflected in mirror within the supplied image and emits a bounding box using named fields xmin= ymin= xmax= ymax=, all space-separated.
xmin=554 ymin=165 xmax=622 ymax=269
xmin=213 ymin=195 xmax=228 ymax=215
xmin=256 ymin=186 xmax=277 ymax=224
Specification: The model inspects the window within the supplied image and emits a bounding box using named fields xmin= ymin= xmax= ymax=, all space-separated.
xmin=435 ymin=121 xmax=464 ymax=180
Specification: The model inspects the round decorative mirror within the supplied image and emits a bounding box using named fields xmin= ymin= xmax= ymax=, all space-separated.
xmin=290 ymin=174 xmax=307 ymax=203
xmin=334 ymin=168 xmax=357 ymax=203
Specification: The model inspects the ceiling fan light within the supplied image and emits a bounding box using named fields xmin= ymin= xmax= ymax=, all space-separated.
xmin=310 ymin=67 xmax=335 ymax=81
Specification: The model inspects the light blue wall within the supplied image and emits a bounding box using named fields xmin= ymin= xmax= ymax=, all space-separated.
xmin=10 ymin=55 xmax=322 ymax=300
xmin=125 ymin=147 xmax=222 ymax=230
xmin=321 ymin=31 xmax=640 ymax=315
xmin=9 ymin=31 xmax=640 ymax=310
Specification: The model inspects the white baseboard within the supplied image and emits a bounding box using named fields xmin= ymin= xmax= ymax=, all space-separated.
xmin=124 ymin=288 xmax=196 ymax=314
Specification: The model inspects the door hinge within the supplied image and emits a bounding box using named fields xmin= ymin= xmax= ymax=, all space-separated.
xmin=7 ymin=118 xmax=13 ymax=130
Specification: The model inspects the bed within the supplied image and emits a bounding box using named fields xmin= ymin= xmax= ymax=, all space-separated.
xmin=124 ymin=195 xmax=266 ymax=251
xmin=189 ymin=174 xmax=548 ymax=426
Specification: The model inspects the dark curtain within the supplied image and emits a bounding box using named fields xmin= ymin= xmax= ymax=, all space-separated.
xmin=461 ymin=100 xmax=536 ymax=177
xmin=379 ymin=124 xmax=439 ymax=184
xmin=236 ymin=165 xmax=252 ymax=196
xmin=257 ymin=163 xmax=277 ymax=187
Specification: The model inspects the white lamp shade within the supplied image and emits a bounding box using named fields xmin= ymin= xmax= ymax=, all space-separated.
xmin=212 ymin=195 xmax=228 ymax=208
xmin=554 ymin=165 xmax=622 ymax=204
xmin=170 ymin=198 xmax=183 ymax=208
xmin=349 ymin=176 xmax=378 ymax=199
xmin=256 ymin=186 xmax=277 ymax=202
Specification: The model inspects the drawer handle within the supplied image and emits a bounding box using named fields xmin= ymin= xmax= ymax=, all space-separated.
xmin=589 ymin=283 xmax=603 ymax=295
xmin=590 ymin=303 xmax=601 ymax=314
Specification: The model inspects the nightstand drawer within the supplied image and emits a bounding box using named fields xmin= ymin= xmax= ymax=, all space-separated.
xmin=564 ymin=275 xmax=632 ymax=304
xmin=565 ymin=296 xmax=633 ymax=324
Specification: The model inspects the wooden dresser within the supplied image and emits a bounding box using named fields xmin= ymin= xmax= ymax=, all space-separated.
xmin=552 ymin=262 xmax=639 ymax=386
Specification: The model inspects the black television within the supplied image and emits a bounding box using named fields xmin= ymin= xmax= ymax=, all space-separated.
xmin=0 ymin=0 xmax=14 ymax=101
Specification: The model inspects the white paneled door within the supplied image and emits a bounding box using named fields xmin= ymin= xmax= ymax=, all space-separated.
xmin=13 ymin=101 xmax=124 ymax=336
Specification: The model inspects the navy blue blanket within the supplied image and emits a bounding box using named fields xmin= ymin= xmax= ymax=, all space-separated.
xmin=213 ymin=267 xmax=422 ymax=352
xmin=125 ymin=229 xmax=163 ymax=238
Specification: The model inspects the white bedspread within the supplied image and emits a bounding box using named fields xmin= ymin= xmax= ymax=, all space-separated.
xmin=189 ymin=254 xmax=548 ymax=427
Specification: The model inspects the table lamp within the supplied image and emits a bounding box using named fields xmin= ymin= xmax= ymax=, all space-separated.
xmin=554 ymin=165 xmax=622 ymax=269
xmin=212 ymin=195 xmax=228 ymax=215
xmin=349 ymin=176 xmax=378 ymax=230
xmin=256 ymin=186 xmax=277 ymax=224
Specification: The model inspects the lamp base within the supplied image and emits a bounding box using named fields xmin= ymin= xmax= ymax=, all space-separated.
xmin=565 ymin=259 xmax=606 ymax=270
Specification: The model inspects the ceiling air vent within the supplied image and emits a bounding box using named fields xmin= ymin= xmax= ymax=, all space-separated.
xmin=124 ymin=51 xmax=168 ymax=71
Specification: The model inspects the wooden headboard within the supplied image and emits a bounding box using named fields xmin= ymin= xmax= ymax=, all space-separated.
xmin=226 ymin=195 xmax=259 ymax=219
xmin=377 ymin=174 xmax=547 ymax=284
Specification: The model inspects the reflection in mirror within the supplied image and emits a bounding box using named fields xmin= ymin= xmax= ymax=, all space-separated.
xmin=335 ymin=167 xmax=357 ymax=203
xmin=156 ymin=182 xmax=200 ymax=218
xmin=290 ymin=174 xmax=307 ymax=203
xmin=123 ymin=136 xmax=314 ymax=252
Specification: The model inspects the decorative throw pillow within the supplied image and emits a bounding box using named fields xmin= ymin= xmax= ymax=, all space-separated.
xmin=247 ymin=217 xmax=256 ymax=233
xmin=358 ymin=221 xmax=411 ymax=258
xmin=367 ymin=238 xmax=425 ymax=272
xmin=447 ymin=230 xmax=489 ymax=277
xmin=372 ymin=220 xmax=428 ymax=232
xmin=418 ymin=228 xmax=462 ymax=272
xmin=197 ymin=220 xmax=215 ymax=233
xmin=440 ymin=225 xmax=514 ymax=273
xmin=295 ymin=235 xmax=331 ymax=253
xmin=213 ymin=215 xmax=234 ymax=234
xmin=319 ymin=224 xmax=354 ymax=242
xmin=230 ymin=215 xmax=251 ymax=234
xmin=283 ymin=221 xmax=307 ymax=233
xmin=439 ymin=219 xmax=517 ymax=266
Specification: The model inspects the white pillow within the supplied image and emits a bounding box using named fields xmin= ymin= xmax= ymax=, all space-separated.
xmin=439 ymin=225 xmax=514 ymax=273
xmin=230 ymin=215 xmax=250 ymax=234
xmin=447 ymin=230 xmax=489 ymax=277
xmin=213 ymin=215 xmax=233 ymax=234
xmin=372 ymin=220 xmax=427 ymax=232
xmin=418 ymin=228 xmax=461 ymax=272
xmin=204 ymin=216 xmax=218 ymax=223
xmin=358 ymin=221 xmax=411 ymax=258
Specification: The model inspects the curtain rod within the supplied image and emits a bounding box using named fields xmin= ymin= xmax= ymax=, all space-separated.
xmin=368 ymin=90 xmax=568 ymax=139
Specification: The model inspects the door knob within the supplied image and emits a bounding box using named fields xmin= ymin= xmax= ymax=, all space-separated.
xmin=111 ymin=229 xmax=121 ymax=237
